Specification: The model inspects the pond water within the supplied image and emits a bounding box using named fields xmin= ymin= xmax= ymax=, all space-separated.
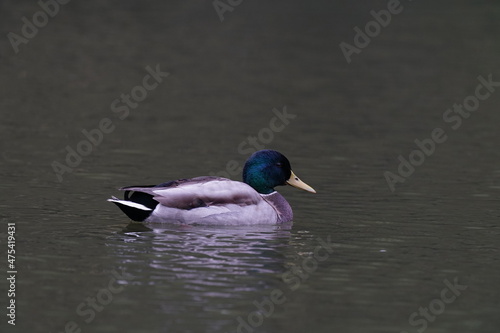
xmin=1 ymin=1 xmax=499 ymax=332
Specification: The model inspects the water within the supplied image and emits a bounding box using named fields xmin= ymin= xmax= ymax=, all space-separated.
xmin=1 ymin=0 xmax=499 ymax=332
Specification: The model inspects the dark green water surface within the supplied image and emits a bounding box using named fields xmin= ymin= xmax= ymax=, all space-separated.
xmin=1 ymin=1 xmax=499 ymax=332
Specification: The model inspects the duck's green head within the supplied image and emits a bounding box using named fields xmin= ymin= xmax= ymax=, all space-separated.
xmin=242 ymin=150 xmax=316 ymax=195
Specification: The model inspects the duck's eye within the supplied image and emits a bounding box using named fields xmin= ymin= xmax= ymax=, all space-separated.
xmin=276 ymin=162 xmax=283 ymax=168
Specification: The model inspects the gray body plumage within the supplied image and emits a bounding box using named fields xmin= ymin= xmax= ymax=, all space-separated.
xmin=108 ymin=177 xmax=293 ymax=225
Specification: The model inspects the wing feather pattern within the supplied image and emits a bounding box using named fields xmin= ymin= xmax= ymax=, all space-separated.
xmin=112 ymin=177 xmax=279 ymax=224
xmin=120 ymin=177 xmax=262 ymax=210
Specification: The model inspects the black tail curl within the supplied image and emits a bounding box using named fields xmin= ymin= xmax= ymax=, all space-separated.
xmin=113 ymin=186 xmax=159 ymax=222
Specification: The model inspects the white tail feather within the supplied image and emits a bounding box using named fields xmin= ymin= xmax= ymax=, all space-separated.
xmin=107 ymin=198 xmax=152 ymax=211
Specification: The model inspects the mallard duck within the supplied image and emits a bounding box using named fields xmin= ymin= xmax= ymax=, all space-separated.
xmin=108 ymin=150 xmax=315 ymax=225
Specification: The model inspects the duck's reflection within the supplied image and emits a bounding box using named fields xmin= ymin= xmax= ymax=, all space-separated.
xmin=109 ymin=222 xmax=329 ymax=332
xmin=120 ymin=222 xmax=293 ymax=277
xmin=117 ymin=222 xmax=294 ymax=292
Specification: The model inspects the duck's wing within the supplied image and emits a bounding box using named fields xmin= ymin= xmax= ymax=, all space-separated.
xmin=110 ymin=176 xmax=279 ymax=224
xmin=120 ymin=176 xmax=263 ymax=210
